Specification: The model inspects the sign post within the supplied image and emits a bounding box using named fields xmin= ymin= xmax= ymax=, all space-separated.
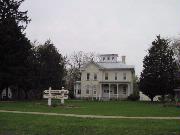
xmin=43 ymin=87 xmax=69 ymax=106
xmin=48 ymin=87 xmax=52 ymax=106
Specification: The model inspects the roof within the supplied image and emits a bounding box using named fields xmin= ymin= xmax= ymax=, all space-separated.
xmin=97 ymin=62 xmax=134 ymax=70
xmin=81 ymin=61 xmax=134 ymax=71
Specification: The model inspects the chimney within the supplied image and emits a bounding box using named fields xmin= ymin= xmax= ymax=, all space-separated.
xmin=122 ymin=56 xmax=126 ymax=64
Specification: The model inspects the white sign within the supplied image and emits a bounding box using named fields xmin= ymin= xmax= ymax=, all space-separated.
xmin=43 ymin=87 xmax=69 ymax=106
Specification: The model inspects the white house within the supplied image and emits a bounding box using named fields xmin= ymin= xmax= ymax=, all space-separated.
xmin=74 ymin=54 xmax=135 ymax=100
xmin=1 ymin=87 xmax=12 ymax=100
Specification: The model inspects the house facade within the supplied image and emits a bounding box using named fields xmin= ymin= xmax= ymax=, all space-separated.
xmin=74 ymin=54 xmax=135 ymax=100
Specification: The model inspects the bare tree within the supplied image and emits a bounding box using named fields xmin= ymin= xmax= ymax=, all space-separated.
xmin=68 ymin=51 xmax=97 ymax=69
xmin=172 ymin=39 xmax=180 ymax=69
xmin=65 ymin=51 xmax=98 ymax=98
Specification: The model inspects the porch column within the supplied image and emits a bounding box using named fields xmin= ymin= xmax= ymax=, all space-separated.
xmin=127 ymin=83 xmax=130 ymax=96
xmin=109 ymin=84 xmax=111 ymax=99
xmin=74 ymin=85 xmax=76 ymax=97
xmin=99 ymin=84 xmax=102 ymax=101
xmin=95 ymin=85 xmax=97 ymax=100
xmin=117 ymin=84 xmax=119 ymax=99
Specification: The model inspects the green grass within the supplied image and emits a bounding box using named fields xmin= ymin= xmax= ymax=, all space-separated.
xmin=0 ymin=100 xmax=180 ymax=135
xmin=0 ymin=113 xmax=180 ymax=135
xmin=0 ymin=100 xmax=180 ymax=117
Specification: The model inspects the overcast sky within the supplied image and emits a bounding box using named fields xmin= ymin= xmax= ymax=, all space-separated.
xmin=21 ymin=0 xmax=180 ymax=76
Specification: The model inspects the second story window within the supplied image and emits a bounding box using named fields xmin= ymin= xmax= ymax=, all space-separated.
xmin=105 ymin=73 xmax=108 ymax=80
xmin=115 ymin=73 xmax=117 ymax=80
xmin=123 ymin=73 xmax=126 ymax=80
xmin=87 ymin=73 xmax=90 ymax=80
xmin=94 ymin=73 xmax=97 ymax=80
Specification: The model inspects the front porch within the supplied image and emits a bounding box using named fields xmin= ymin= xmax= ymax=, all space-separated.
xmin=99 ymin=83 xmax=131 ymax=100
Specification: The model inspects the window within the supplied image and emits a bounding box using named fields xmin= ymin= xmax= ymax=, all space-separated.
xmin=114 ymin=89 xmax=117 ymax=94
xmin=115 ymin=73 xmax=117 ymax=80
xmin=105 ymin=73 xmax=108 ymax=80
xmin=112 ymin=57 xmax=114 ymax=60
xmin=87 ymin=73 xmax=90 ymax=80
xmin=94 ymin=73 xmax=97 ymax=80
xmin=86 ymin=85 xmax=89 ymax=94
xmin=103 ymin=57 xmax=105 ymax=61
xmin=77 ymin=89 xmax=81 ymax=94
xmin=104 ymin=90 xmax=109 ymax=93
xmin=93 ymin=86 xmax=96 ymax=94
xmin=123 ymin=85 xmax=126 ymax=94
xmin=86 ymin=89 xmax=89 ymax=94
xmin=114 ymin=86 xmax=117 ymax=94
xmin=107 ymin=57 xmax=110 ymax=60
xmin=94 ymin=90 xmax=96 ymax=94
xmin=123 ymin=73 xmax=126 ymax=80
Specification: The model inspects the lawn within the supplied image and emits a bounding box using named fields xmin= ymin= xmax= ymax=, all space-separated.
xmin=0 ymin=113 xmax=180 ymax=135
xmin=0 ymin=100 xmax=179 ymax=117
xmin=0 ymin=100 xmax=180 ymax=135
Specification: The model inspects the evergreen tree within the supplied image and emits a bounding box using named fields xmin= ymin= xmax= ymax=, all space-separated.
xmin=0 ymin=0 xmax=31 ymax=99
xmin=35 ymin=40 xmax=66 ymax=98
xmin=139 ymin=35 xmax=177 ymax=101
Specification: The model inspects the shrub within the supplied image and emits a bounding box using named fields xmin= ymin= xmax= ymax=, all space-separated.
xmin=128 ymin=93 xmax=140 ymax=101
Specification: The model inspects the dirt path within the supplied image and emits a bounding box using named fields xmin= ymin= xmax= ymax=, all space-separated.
xmin=0 ymin=110 xmax=180 ymax=120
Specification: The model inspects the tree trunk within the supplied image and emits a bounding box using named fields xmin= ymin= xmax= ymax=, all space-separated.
xmin=162 ymin=94 xmax=165 ymax=103
xmin=150 ymin=96 xmax=154 ymax=102
xmin=150 ymin=97 xmax=153 ymax=102
xmin=17 ymin=88 xmax=20 ymax=100
xmin=24 ymin=89 xmax=28 ymax=100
